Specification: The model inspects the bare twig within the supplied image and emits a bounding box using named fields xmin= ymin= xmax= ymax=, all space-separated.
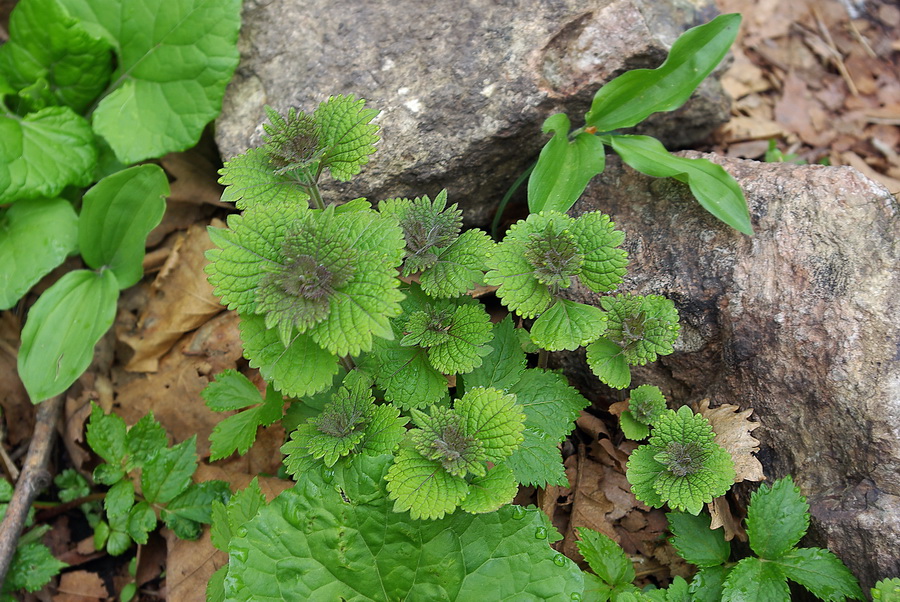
xmin=0 ymin=395 xmax=63 ymax=585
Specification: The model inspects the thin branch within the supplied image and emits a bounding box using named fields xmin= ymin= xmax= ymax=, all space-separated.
xmin=0 ymin=395 xmax=63 ymax=585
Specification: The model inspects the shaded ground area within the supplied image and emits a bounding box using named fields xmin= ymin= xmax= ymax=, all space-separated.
xmin=0 ymin=0 xmax=897 ymax=598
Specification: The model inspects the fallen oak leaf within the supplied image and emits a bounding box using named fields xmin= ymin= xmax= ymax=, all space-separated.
xmin=696 ymin=398 xmax=764 ymax=484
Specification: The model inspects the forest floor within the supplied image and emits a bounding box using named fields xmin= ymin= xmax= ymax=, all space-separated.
xmin=0 ymin=0 xmax=897 ymax=599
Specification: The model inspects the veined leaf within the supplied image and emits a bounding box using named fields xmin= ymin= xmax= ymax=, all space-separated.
xmin=79 ymin=164 xmax=169 ymax=289
xmin=775 ymin=548 xmax=864 ymax=601
xmin=459 ymin=463 xmax=519 ymax=514
xmin=141 ymin=436 xmax=197 ymax=505
xmin=667 ymin=511 xmax=730 ymax=568
xmin=527 ymin=112 xmax=606 ymax=214
xmin=386 ymin=445 xmax=470 ymax=520
xmin=504 ymin=428 xmax=568 ymax=488
xmin=219 ymin=147 xmax=311 ymax=210
xmin=0 ymin=197 xmax=78 ymax=310
xmin=0 ymin=106 xmax=97 ymax=203
xmin=585 ymin=337 xmax=631 ymax=389
xmin=576 ymin=527 xmax=635 ymax=588
xmin=721 ymin=557 xmax=790 ymax=601
xmin=314 ymin=94 xmax=380 ymax=181
xmin=609 ymin=134 xmax=752 ymax=235
xmin=746 ymin=475 xmax=809 ymax=560
xmin=531 ymin=299 xmax=607 ymax=351
xmin=18 ymin=269 xmax=118 ymax=402
xmin=585 ymin=14 xmax=741 ymax=130
xmin=59 ymin=0 xmax=241 ymax=163
xmin=462 ymin=316 xmax=527 ymax=393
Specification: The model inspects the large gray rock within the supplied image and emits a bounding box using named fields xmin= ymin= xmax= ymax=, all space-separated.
xmin=216 ymin=0 xmax=728 ymax=225
xmin=560 ymin=154 xmax=900 ymax=589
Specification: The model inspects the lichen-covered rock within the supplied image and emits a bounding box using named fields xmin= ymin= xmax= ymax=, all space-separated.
xmin=561 ymin=154 xmax=900 ymax=588
xmin=215 ymin=0 xmax=728 ymax=225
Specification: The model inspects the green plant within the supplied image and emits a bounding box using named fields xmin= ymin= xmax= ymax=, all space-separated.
xmin=618 ymin=384 xmax=668 ymax=440
xmin=524 ymin=13 xmax=752 ymax=236
xmin=871 ymin=578 xmax=900 ymax=601
xmin=0 ymin=479 xmax=66 ymax=599
xmin=84 ymin=403 xmax=230 ymax=555
xmin=627 ymin=405 xmax=735 ymax=515
xmin=0 ymin=0 xmax=241 ymax=402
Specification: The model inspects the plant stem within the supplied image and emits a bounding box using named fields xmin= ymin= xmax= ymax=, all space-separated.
xmin=0 ymin=395 xmax=63 ymax=584
xmin=537 ymin=348 xmax=549 ymax=369
xmin=339 ymin=355 xmax=356 ymax=372
xmin=305 ymin=170 xmax=326 ymax=210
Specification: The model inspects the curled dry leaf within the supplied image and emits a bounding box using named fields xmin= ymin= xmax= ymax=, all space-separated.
xmin=696 ymin=398 xmax=764 ymax=484
xmin=706 ymin=495 xmax=747 ymax=543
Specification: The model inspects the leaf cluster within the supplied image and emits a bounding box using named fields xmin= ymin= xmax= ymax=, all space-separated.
xmin=1 ymin=0 xmax=241 ymax=402
xmin=85 ymin=403 xmax=230 ymax=554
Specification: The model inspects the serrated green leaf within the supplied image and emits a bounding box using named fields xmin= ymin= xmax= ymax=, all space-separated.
xmin=601 ymin=293 xmax=680 ymax=366
xmin=0 ymin=0 xmax=113 ymax=113
xmin=0 ymin=198 xmax=78 ymax=310
xmin=141 ymin=436 xmax=197 ymax=504
xmin=202 ymin=370 xmax=262 ymax=411
xmin=531 ymin=299 xmax=607 ymax=351
xmin=240 ymin=313 xmax=339 ymax=398
xmin=667 ymin=511 xmax=730 ymax=567
xmin=689 ymin=565 xmax=730 ymax=602
xmin=458 ymin=387 xmax=525 ymax=462
xmin=871 ymin=578 xmax=900 ymax=601
xmin=207 ymin=565 xmax=227 ymax=602
xmin=410 ymin=406 xmax=486 ymax=478
xmin=570 ymin=211 xmax=628 ymax=293
xmin=505 ymin=427 xmax=568 ymax=488
xmin=106 ymin=528 xmax=132 ymax=556
xmin=385 ymin=445 xmax=470 ymax=520
xmin=576 ymin=527 xmax=635 ymax=587
xmin=314 ymin=94 xmax=379 ymax=181
xmin=462 ymin=316 xmax=527 ymax=392
xmin=625 ymin=445 xmax=665 ymax=509
xmin=219 ymin=147 xmax=311 ymax=209
xmin=665 ymin=576 xmax=692 ymax=602
xmin=362 ymin=336 xmax=447 ymax=409
xmin=459 ymin=463 xmax=519 ymax=514
xmin=17 ymin=268 xmax=119 ymax=402
xmin=420 ymin=303 xmax=494 ymax=374
xmin=485 ymin=237 xmax=553 ymax=320
xmin=511 ymin=369 xmax=591 ymax=442
xmin=209 ymin=409 xmax=265 ymax=461
xmin=357 ymin=404 xmax=407 ymax=456
xmin=585 ymin=14 xmax=741 ymax=130
xmin=609 ymin=135 xmax=751 ymax=235
xmin=528 ymin=112 xmax=606 ymax=214
xmin=586 ymin=337 xmax=631 ymax=389
xmin=721 ymin=557 xmax=790 ymax=601
xmin=86 ymin=402 xmax=127 ymax=465
xmin=104 ymin=479 xmax=134 ymax=517
xmin=79 ymin=164 xmax=169 ymax=288
xmin=419 ymin=229 xmax=494 ymax=298
xmin=775 ymin=547 xmax=864 ymax=601
xmin=0 ymin=106 xmax=97 ymax=204
xmin=162 ymin=481 xmax=231 ymax=540
xmin=620 ymin=412 xmax=651 ymax=440
xmin=225 ymin=454 xmax=582 ymax=600
xmin=54 ymin=469 xmax=90 ymax=502
xmin=59 ymin=0 xmax=241 ymax=163
xmin=746 ymin=476 xmax=810 ymax=560
xmin=125 ymin=501 xmax=156 ymax=545
xmin=93 ymin=462 xmax=124 ymax=486
xmin=210 ymin=478 xmax=264 ymax=553
xmin=1 ymin=540 xmax=67 ymax=593
xmin=125 ymin=412 xmax=167 ymax=470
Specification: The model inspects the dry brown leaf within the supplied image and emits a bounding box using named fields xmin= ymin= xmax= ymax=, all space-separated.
xmin=0 ymin=312 xmax=33 ymax=447
xmin=55 ymin=571 xmax=108 ymax=600
xmin=161 ymin=150 xmax=228 ymax=207
xmin=575 ymin=410 xmax=610 ymax=441
xmin=114 ymin=311 xmax=244 ymax=457
xmin=697 ymin=399 xmax=765 ymax=484
xmin=607 ymin=400 xmax=628 ymax=418
xmin=122 ymin=222 xmax=225 ymax=372
xmin=707 ymin=495 xmax=748 ymax=542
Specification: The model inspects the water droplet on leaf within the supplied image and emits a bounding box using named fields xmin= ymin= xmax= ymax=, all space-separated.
xmin=511 ymin=506 xmax=527 ymax=520
xmin=534 ymin=527 xmax=547 ymax=539
xmin=553 ymin=553 xmax=567 ymax=566
xmin=323 ymin=469 xmax=335 ymax=483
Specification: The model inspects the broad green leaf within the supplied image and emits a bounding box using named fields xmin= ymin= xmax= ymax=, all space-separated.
xmin=585 ymin=337 xmax=631 ymax=389
xmin=314 ymin=94 xmax=380 ymax=181
xmin=619 ymin=412 xmax=650 ymax=440
xmin=79 ymin=164 xmax=169 ymax=288
xmin=85 ymin=403 xmax=126 ymax=465
xmin=666 ymin=576 xmax=692 ymax=602
xmin=871 ymin=578 xmax=900 ymax=600
xmin=570 ymin=211 xmax=628 ymax=293
xmin=420 ymin=303 xmax=494 ymax=374
xmin=361 ymin=337 xmax=447 ymax=410
xmin=746 ymin=476 xmax=809 ymax=560
xmin=104 ymin=479 xmax=134 ymax=517
xmin=458 ymin=463 xmax=519 ymax=514
xmin=504 ymin=427 xmax=568 ymax=487
xmin=205 ymin=372 xmax=283 ymax=460
xmin=419 ymin=229 xmax=494 ymax=298
xmin=689 ymin=565 xmax=730 ymax=602
xmin=576 ymin=527 xmax=635 ymax=587
xmin=210 ymin=478 xmax=264 ymax=553
xmin=484 ymin=237 xmax=553 ymax=319
xmin=1 ymin=541 xmax=67 ymax=594
xmin=624 ymin=445 xmax=665 ymax=510
xmin=531 ymin=299 xmax=607 ymax=351
xmin=385 ymin=446 xmax=470 ymax=520
xmin=208 ymin=407 xmax=267 ymax=461
xmin=141 ymin=436 xmax=197 ymax=505
xmin=0 ymin=0 xmax=112 ymax=112
xmin=59 ymin=0 xmax=241 ymax=163
xmin=219 ymin=147 xmax=311 ymax=209
xmin=0 ymin=106 xmax=97 ymax=203
xmin=207 ymin=566 xmax=227 ymax=602
xmin=0 ymin=197 xmax=78 ymax=310
xmin=462 ymin=316 xmax=527 ymax=393
xmin=225 ymin=454 xmax=582 ymax=601
xmin=125 ymin=502 xmax=156 ymax=545
xmin=667 ymin=511 xmax=730 ymax=567
xmin=202 ymin=369 xmax=262 ymax=411
xmin=585 ymin=14 xmax=741 ymax=130
xmin=608 ymin=134 xmax=752 ymax=235
xmin=528 ymin=112 xmax=606 ymax=214
xmin=775 ymin=548 xmax=864 ymax=601
xmin=240 ymin=313 xmax=339 ymax=398
xmin=458 ymin=387 xmax=525 ymax=462
xmin=162 ymin=481 xmax=231 ymax=540
xmin=721 ymin=557 xmax=790 ymax=601
xmin=18 ymin=269 xmax=118 ymax=402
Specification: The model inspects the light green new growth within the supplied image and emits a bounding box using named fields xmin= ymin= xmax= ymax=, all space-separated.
xmin=485 ymin=210 xmax=627 ymax=319
xmin=626 ymin=405 xmax=734 ymax=515
xmin=620 ymin=384 xmax=668 ymax=440
xmin=202 ymin=370 xmax=284 ymax=461
xmin=872 ymin=579 xmax=900 ymax=601
xmin=586 ymin=293 xmax=680 ymax=389
xmin=385 ymin=387 xmax=525 ymax=519
xmin=281 ymin=371 xmax=407 ymax=474
xmin=400 ymin=297 xmax=494 ymax=374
